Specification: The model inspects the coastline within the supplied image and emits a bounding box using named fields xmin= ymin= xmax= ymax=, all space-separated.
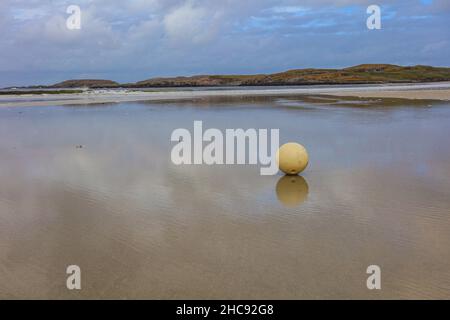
xmin=1 ymin=82 xmax=450 ymax=107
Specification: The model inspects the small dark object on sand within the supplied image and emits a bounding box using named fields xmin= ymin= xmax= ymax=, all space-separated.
xmin=75 ymin=145 xmax=84 ymax=149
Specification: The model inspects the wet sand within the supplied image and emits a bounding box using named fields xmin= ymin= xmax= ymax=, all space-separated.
xmin=1 ymin=96 xmax=450 ymax=299
xmin=329 ymin=89 xmax=450 ymax=100
xmin=1 ymin=83 xmax=450 ymax=108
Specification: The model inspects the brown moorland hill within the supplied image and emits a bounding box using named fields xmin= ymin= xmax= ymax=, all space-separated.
xmin=33 ymin=64 xmax=450 ymax=89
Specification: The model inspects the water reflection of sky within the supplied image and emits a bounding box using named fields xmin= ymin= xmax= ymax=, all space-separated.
xmin=0 ymin=97 xmax=450 ymax=298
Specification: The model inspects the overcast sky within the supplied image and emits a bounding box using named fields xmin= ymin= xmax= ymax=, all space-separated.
xmin=0 ymin=0 xmax=449 ymax=87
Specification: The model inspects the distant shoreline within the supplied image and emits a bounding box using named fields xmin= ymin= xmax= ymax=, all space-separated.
xmin=1 ymin=82 xmax=450 ymax=108
xmin=4 ymin=64 xmax=450 ymax=90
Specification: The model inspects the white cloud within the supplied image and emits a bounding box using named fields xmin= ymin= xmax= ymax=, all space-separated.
xmin=163 ymin=1 xmax=224 ymax=45
xmin=270 ymin=6 xmax=310 ymax=14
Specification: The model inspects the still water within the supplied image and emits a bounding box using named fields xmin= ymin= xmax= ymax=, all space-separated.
xmin=0 ymin=95 xmax=449 ymax=299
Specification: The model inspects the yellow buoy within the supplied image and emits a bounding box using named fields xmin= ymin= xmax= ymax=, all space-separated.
xmin=276 ymin=175 xmax=309 ymax=207
xmin=276 ymin=142 xmax=309 ymax=175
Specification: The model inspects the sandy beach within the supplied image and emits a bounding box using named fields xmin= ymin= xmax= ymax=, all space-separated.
xmin=1 ymin=82 xmax=450 ymax=108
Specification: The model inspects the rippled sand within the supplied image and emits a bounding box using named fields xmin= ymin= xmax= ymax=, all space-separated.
xmin=0 ymin=96 xmax=449 ymax=299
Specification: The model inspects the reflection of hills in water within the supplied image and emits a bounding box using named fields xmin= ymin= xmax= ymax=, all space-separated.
xmin=276 ymin=175 xmax=309 ymax=207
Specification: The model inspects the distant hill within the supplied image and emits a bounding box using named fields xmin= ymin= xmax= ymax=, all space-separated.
xmin=37 ymin=64 xmax=450 ymax=89
xmin=133 ymin=64 xmax=450 ymax=87
xmin=52 ymin=79 xmax=119 ymax=88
